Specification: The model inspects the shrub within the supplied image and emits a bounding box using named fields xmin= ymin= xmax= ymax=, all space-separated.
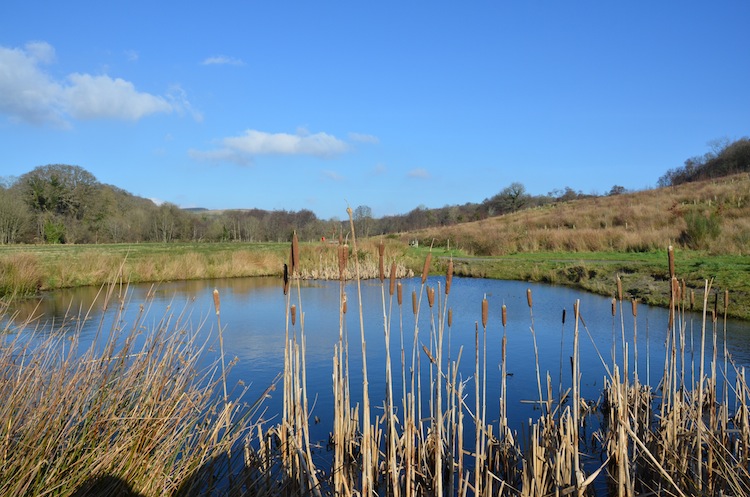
xmin=680 ymin=210 xmax=721 ymax=249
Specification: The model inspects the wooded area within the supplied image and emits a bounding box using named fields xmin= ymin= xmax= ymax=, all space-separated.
xmin=1 ymin=138 xmax=747 ymax=246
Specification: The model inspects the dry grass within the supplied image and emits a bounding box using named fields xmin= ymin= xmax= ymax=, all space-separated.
xmin=0 ymin=278 xmax=275 ymax=496
xmin=405 ymin=173 xmax=750 ymax=256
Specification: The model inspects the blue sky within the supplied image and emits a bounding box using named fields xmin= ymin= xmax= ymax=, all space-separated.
xmin=1 ymin=2 xmax=748 ymax=220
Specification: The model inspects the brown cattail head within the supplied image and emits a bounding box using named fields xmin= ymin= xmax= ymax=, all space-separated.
xmin=397 ymin=282 xmax=403 ymax=306
xmin=681 ymin=279 xmax=687 ymax=304
xmin=290 ymin=304 xmax=297 ymax=326
xmin=421 ymin=252 xmax=432 ymax=284
xmin=378 ymin=241 xmax=385 ymax=282
xmin=291 ymin=231 xmax=300 ymax=276
xmin=412 ymin=290 xmax=418 ymax=316
xmin=668 ymin=245 xmax=675 ymax=279
xmin=427 ymin=286 xmax=435 ymax=308
xmin=448 ymin=308 xmax=453 ymax=327
xmin=446 ymin=260 xmax=454 ymax=295
xmin=611 ymin=298 xmax=616 ymax=317
xmin=690 ymin=289 xmax=695 ymax=311
xmin=502 ymin=304 xmax=507 ymax=327
xmin=671 ymin=277 xmax=680 ymax=303
xmin=631 ymin=298 xmax=638 ymax=317
xmin=481 ymin=298 xmax=488 ymax=328
xmin=526 ymin=288 xmax=533 ymax=308
xmin=283 ymin=264 xmax=290 ymax=295
xmin=213 ymin=288 xmax=220 ymax=316
xmin=389 ymin=262 xmax=397 ymax=296
xmin=338 ymin=245 xmax=347 ymax=281
xmin=562 ymin=308 xmax=566 ymax=325
xmin=725 ymin=289 xmax=730 ymax=314
xmin=342 ymin=293 xmax=348 ymax=314
xmin=616 ymin=276 xmax=623 ymax=301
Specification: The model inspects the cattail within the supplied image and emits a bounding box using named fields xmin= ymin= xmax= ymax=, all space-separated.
xmin=290 ymin=304 xmax=297 ymax=326
xmin=502 ymin=304 xmax=507 ymax=327
xmin=617 ymin=276 xmax=623 ymax=301
xmin=421 ymin=252 xmax=432 ymax=284
xmin=668 ymin=245 xmax=675 ymax=279
xmin=446 ymin=260 xmax=454 ymax=295
xmin=213 ymin=288 xmax=220 ymax=315
xmin=526 ymin=288 xmax=533 ymax=308
xmin=378 ymin=241 xmax=385 ymax=282
xmin=448 ymin=308 xmax=453 ymax=327
xmin=338 ymin=244 xmax=347 ymax=281
xmin=291 ymin=231 xmax=300 ymax=276
xmin=690 ymin=289 xmax=695 ymax=311
xmin=562 ymin=308 xmax=566 ymax=325
xmin=672 ymin=277 xmax=680 ymax=301
xmin=389 ymin=262 xmax=396 ymax=296
xmin=397 ymin=282 xmax=403 ymax=306
xmin=412 ymin=290 xmax=417 ymax=316
xmin=283 ymin=264 xmax=289 ymax=295
xmin=481 ymin=298 xmax=488 ymax=328
xmin=611 ymin=298 xmax=616 ymax=316
xmin=342 ymin=294 xmax=348 ymax=314
xmin=631 ymin=298 xmax=638 ymax=317
xmin=725 ymin=290 xmax=730 ymax=314
xmin=427 ymin=287 xmax=435 ymax=308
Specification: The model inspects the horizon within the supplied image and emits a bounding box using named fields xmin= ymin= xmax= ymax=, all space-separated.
xmin=1 ymin=2 xmax=749 ymax=220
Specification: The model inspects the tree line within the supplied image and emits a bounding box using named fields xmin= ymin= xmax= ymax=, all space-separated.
xmin=1 ymin=164 xmax=623 ymax=245
xmin=658 ymin=137 xmax=750 ymax=187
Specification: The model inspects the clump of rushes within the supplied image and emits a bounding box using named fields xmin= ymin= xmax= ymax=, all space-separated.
xmin=0 ymin=285 xmax=267 ymax=496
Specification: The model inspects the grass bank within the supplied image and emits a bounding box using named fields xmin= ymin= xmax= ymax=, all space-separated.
xmin=434 ymin=249 xmax=750 ymax=321
xmin=2 ymin=241 xmax=748 ymax=320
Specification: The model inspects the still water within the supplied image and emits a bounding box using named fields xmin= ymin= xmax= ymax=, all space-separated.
xmin=6 ymin=276 xmax=750 ymax=446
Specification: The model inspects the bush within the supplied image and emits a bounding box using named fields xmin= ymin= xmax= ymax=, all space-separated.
xmin=680 ymin=210 xmax=721 ymax=249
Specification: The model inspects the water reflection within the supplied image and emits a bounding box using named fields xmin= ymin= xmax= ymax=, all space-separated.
xmin=5 ymin=276 xmax=750 ymax=446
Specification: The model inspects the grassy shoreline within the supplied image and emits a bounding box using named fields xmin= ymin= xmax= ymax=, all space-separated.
xmin=2 ymin=241 xmax=749 ymax=320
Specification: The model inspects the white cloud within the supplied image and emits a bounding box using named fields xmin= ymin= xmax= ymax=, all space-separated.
xmin=202 ymin=55 xmax=245 ymax=66
xmin=124 ymin=50 xmax=139 ymax=62
xmin=64 ymin=73 xmax=173 ymax=120
xmin=408 ymin=168 xmax=430 ymax=179
xmin=191 ymin=129 xmax=349 ymax=164
xmin=0 ymin=41 xmax=189 ymax=126
xmin=348 ymin=132 xmax=379 ymax=144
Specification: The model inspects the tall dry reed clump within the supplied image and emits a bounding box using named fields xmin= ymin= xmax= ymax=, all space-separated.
xmin=258 ymin=227 xmax=750 ymax=496
xmin=0 ymin=278 xmax=274 ymax=496
xmin=0 ymin=252 xmax=42 ymax=296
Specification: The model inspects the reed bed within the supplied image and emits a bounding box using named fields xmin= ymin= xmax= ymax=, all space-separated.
xmin=260 ymin=234 xmax=750 ymax=497
xmin=0 ymin=276 xmax=272 ymax=496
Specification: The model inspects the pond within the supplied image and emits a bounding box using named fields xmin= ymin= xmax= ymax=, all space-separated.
xmin=5 ymin=275 xmax=750 ymax=450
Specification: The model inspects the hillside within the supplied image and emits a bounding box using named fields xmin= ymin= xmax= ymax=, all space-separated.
xmin=393 ymin=173 xmax=750 ymax=319
xmin=402 ymin=172 xmax=750 ymax=257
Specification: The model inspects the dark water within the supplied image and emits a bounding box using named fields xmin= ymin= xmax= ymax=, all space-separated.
xmin=5 ymin=276 xmax=750 ymax=448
